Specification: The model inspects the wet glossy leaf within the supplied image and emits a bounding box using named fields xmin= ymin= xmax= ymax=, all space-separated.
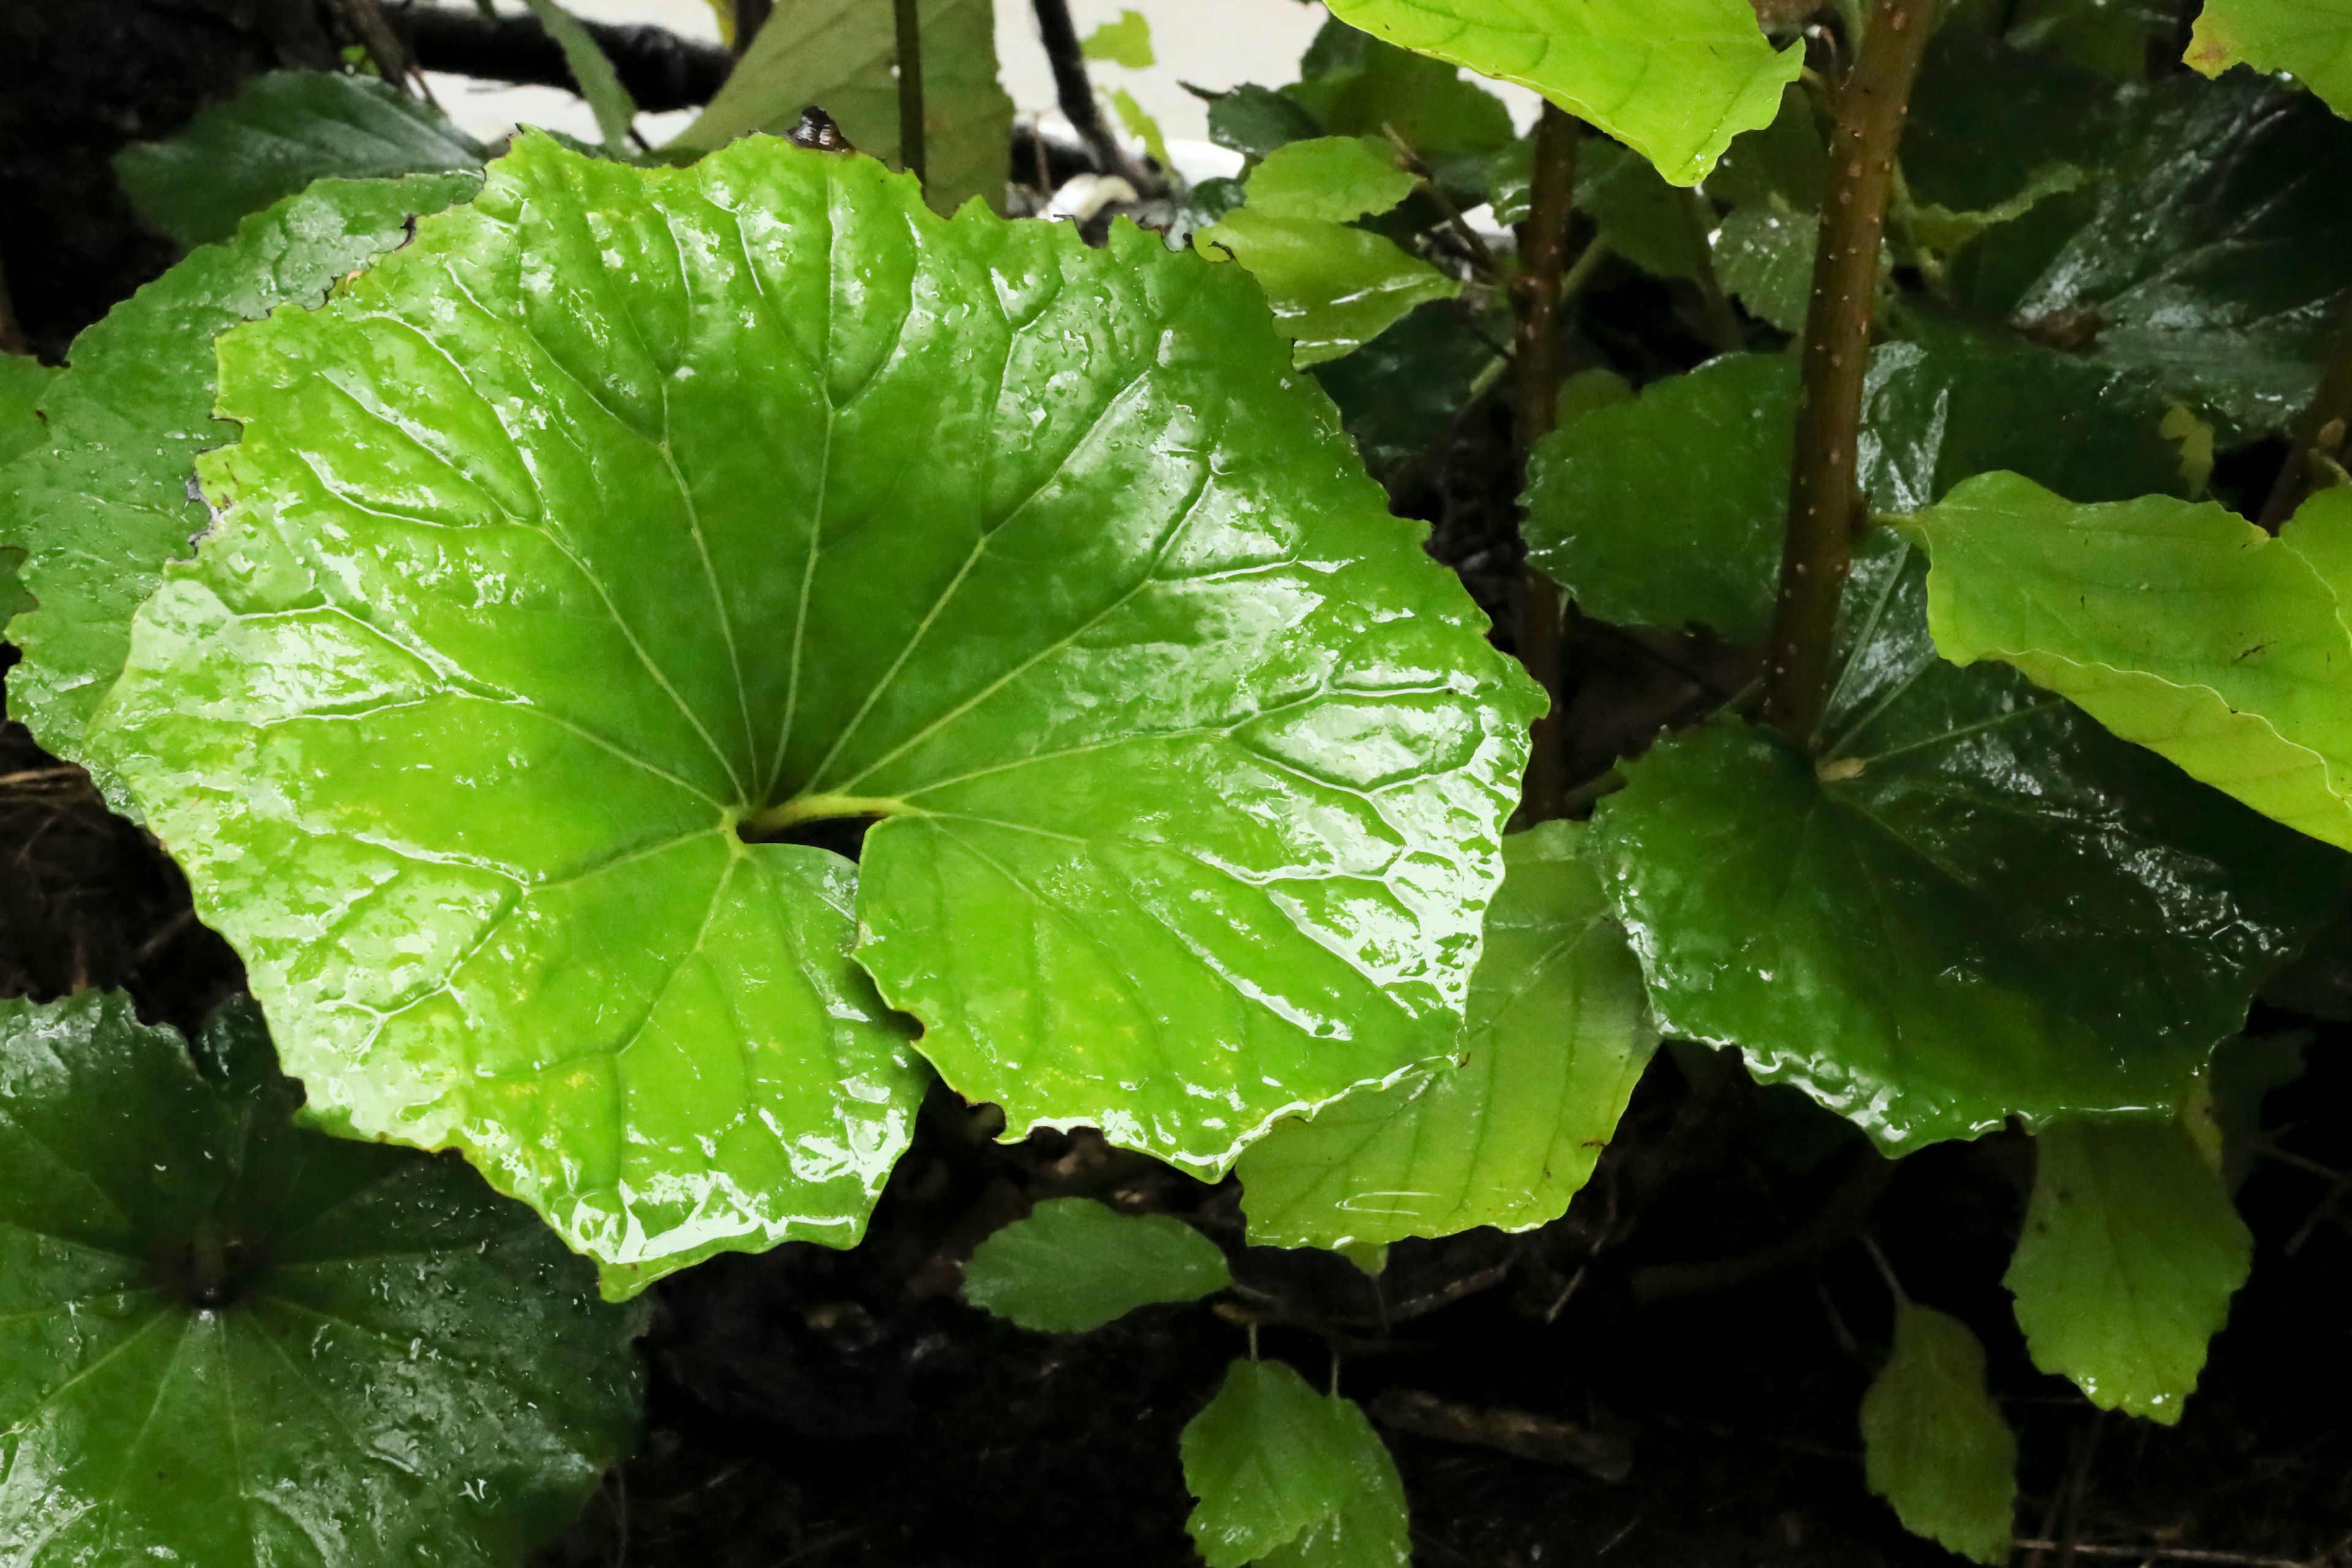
xmin=521 ymin=0 xmax=639 ymax=157
xmin=2188 ymin=0 xmax=2352 ymax=118
xmin=0 ymin=172 xmax=480 ymax=812
xmin=1245 ymin=137 xmax=1419 ymax=224
xmin=1709 ymin=205 xmax=1813 ymax=331
xmin=1909 ymin=475 xmax=2352 ymax=850
xmin=960 ymin=1197 xmax=1232 ymax=1332
xmin=1522 ymin=351 xmax=1795 ymax=643
xmin=1586 ymin=534 xmax=2343 ymax=1150
xmin=1083 ymin=9 xmax=1155 ymax=67
xmin=1199 ymin=208 xmax=1463 ymax=366
xmin=1321 ymin=0 xmax=1802 ymax=185
xmin=0 ymin=990 xmax=643 ymax=1566
xmin=669 ymin=0 xmax=1013 ymax=214
xmin=1906 ymin=162 xmax=2085 ymax=255
xmin=1311 ymin=296 xmax=1505 ymax=483
xmin=92 ymin=136 xmax=1537 ymax=1293
xmin=1239 ymin=821 xmax=1658 ymax=1250
xmin=112 ymin=70 xmax=487 ymax=249
xmin=2005 ymin=1118 xmax=2252 ymax=1422
xmin=1208 ymin=84 xmax=1327 ymax=162
xmin=1860 ymin=1304 xmax=2016 ymax=1564
xmin=1182 ymin=1359 xmax=1409 ymax=1568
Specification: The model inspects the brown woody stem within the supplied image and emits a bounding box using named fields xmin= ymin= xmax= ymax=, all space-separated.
xmin=1761 ymin=0 xmax=1938 ymax=746
xmin=1512 ymin=102 xmax=1580 ymax=823
xmin=893 ymin=0 xmax=925 ymax=186
xmin=2258 ymin=289 xmax=2352 ymax=531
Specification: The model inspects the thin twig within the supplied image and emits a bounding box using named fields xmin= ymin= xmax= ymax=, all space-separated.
xmin=1762 ymin=0 xmax=1940 ymax=744
xmin=1382 ymin=124 xmax=1501 ymax=279
xmin=2259 ymin=288 xmax=2352 ymax=531
xmin=1510 ymin=103 xmax=1580 ymax=826
xmin=1678 ymin=186 xmax=1744 ymax=352
xmin=892 ymin=0 xmax=925 ymax=186
xmin=2014 ymin=1544 xmax=2315 ymax=1567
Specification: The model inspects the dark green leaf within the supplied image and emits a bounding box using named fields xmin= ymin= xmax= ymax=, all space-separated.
xmin=1284 ymin=20 xmax=1514 ymax=175
xmin=1208 ymin=84 xmax=1327 ymax=162
xmin=960 ymin=1197 xmax=1231 ymax=1332
xmin=1710 ymin=205 xmax=1814 ymax=332
xmin=1578 ymin=139 xmax=1709 ymax=282
xmin=1861 ymin=1304 xmax=2017 ymax=1564
xmin=1311 ymin=296 xmax=1506 ymax=482
xmin=1705 ymin=83 xmax=1826 ymax=212
xmin=2006 ymin=1118 xmax=2251 ymax=1422
xmin=112 ymin=70 xmax=486 ymax=249
xmin=1182 ymin=1359 xmax=1409 ymax=1568
xmin=0 ymin=990 xmax=643 ymax=1566
xmin=91 ymin=137 xmax=1538 ymax=1292
xmin=0 ymin=172 xmax=481 ymax=812
xmin=1586 ymin=534 xmax=2345 ymax=1150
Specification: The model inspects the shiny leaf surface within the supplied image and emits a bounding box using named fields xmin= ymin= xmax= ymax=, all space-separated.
xmin=1910 ymin=475 xmax=2352 ymax=850
xmin=2188 ymin=0 xmax=2352 ymax=119
xmin=1199 ymin=208 xmax=1463 ymax=366
xmin=1860 ymin=1304 xmax=2017 ymax=1564
xmin=94 ymin=137 xmax=1536 ymax=1291
xmin=1321 ymin=0 xmax=1802 ymax=185
xmin=1709 ymin=205 xmax=1813 ymax=331
xmin=2004 ymin=1117 xmax=2251 ymax=1422
xmin=960 ymin=1197 xmax=1232 ymax=1332
xmin=1182 ymin=1359 xmax=1409 ymax=1568
xmin=669 ymin=0 xmax=1012 ymax=214
xmin=112 ymin=70 xmax=486 ymax=248
xmin=1239 ymin=821 xmax=1657 ymax=1250
xmin=0 ymin=172 xmax=480 ymax=812
xmin=1586 ymin=535 xmax=2343 ymax=1150
xmin=0 ymin=991 xmax=643 ymax=1567
xmin=1245 ymin=137 xmax=1419 ymax=224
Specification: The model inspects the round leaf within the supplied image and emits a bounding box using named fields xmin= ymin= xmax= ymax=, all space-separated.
xmin=0 ymin=991 xmax=643 ymax=1566
xmin=1861 ymin=1304 xmax=2017 ymax=1564
xmin=94 ymin=136 xmax=1537 ymax=1293
xmin=960 ymin=1197 xmax=1232 ymax=1332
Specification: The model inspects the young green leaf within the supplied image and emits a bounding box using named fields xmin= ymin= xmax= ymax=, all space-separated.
xmin=2004 ymin=1118 xmax=2253 ymax=1422
xmin=2188 ymin=0 xmax=2352 ymax=119
xmin=1585 ymin=535 xmax=2344 ymax=1152
xmin=1082 ymin=9 xmax=1155 ymax=68
xmin=1709 ymin=205 xmax=1814 ymax=331
xmin=1182 ymin=1359 xmax=1410 ymax=1568
xmin=669 ymin=0 xmax=1013 ymax=214
xmin=1321 ymin=0 xmax=1802 ymax=186
xmin=521 ymin=0 xmax=639 ymax=157
xmin=1908 ymin=474 xmax=2352 ymax=850
xmin=0 ymin=171 xmax=480 ymax=813
xmin=960 ymin=1197 xmax=1232 ymax=1332
xmin=111 ymin=70 xmax=488 ymax=248
xmin=0 ymin=990 xmax=643 ymax=1566
xmin=91 ymin=136 xmax=1539 ymax=1295
xmin=1522 ymin=351 xmax=1796 ymax=643
xmin=1245 ymin=136 xmax=1420 ymax=224
xmin=1240 ymin=820 xmax=1658 ymax=1251
xmin=1110 ymin=87 xmax=1174 ymax=173
xmin=1861 ymin=1304 xmax=2018 ymax=1565
xmin=1198 ymin=208 xmax=1463 ymax=365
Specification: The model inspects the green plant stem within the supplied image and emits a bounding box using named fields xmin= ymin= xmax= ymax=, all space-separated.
xmin=892 ymin=0 xmax=925 ymax=185
xmin=2258 ymin=288 xmax=2352 ymax=531
xmin=737 ymin=793 xmax=919 ymax=839
xmin=1762 ymin=0 xmax=1939 ymax=746
xmin=1512 ymin=102 xmax=1581 ymax=824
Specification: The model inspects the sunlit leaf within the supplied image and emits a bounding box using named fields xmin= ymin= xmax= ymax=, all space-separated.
xmin=1860 ymin=1304 xmax=2017 ymax=1564
xmin=1083 ymin=9 xmax=1156 ymax=68
xmin=1199 ymin=208 xmax=1463 ymax=366
xmin=1245 ymin=137 xmax=1419 ymax=224
xmin=960 ymin=1197 xmax=1231 ymax=1332
xmin=1321 ymin=0 xmax=1802 ymax=185
xmin=2187 ymin=0 xmax=2352 ymax=119
xmin=0 ymin=990 xmax=643 ymax=1566
xmin=1909 ymin=474 xmax=2352 ymax=850
xmin=1240 ymin=820 xmax=1657 ymax=1250
xmin=112 ymin=70 xmax=486 ymax=248
xmin=669 ymin=0 xmax=1013 ymax=214
xmin=90 ymin=136 xmax=1537 ymax=1294
xmin=1110 ymin=87 xmax=1174 ymax=172
xmin=1586 ymin=534 xmax=2343 ymax=1151
xmin=1182 ymin=1359 xmax=1410 ymax=1568
xmin=2004 ymin=1117 xmax=2252 ymax=1422
xmin=0 ymin=172 xmax=480 ymax=813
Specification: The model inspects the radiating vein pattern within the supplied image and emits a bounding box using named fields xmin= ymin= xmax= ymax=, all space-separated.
xmin=93 ymin=135 xmax=1539 ymax=1285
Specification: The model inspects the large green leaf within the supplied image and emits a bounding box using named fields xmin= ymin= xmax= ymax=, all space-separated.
xmin=1239 ymin=820 xmax=1657 ymax=1250
xmin=1181 ymin=1359 xmax=1410 ymax=1568
xmin=1197 ymin=208 xmax=1463 ymax=367
xmin=1321 ymin=0 xmax=1801 ymax=186
xmin=960 ymin=1197 xmax=1232 ymax=1332
xmin=1860 ymin=1304 xmax=2016 ymax=1565
xmin=0 ymin=172 xmax=481 ymax=812
xmin=90 ymin=136 xmax=1538 ymax=1294
xmin=1585 ymin=533 xmax=2343 ymax=1150
xmin=113 ymin=70 xmax=488 ymax=249
xmin=0 ymin=990 xmax=643 ymax=1566
xmin=668 ymin=0 xmax=1012 ymax=215
xmin=2004 ymin=1117 xmax=2251 ymax=1422
xmin=2188 ymin=0 xmax=2352 ymax=119
xmin=1910 ymin=474 xmax=2352 ymax=850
